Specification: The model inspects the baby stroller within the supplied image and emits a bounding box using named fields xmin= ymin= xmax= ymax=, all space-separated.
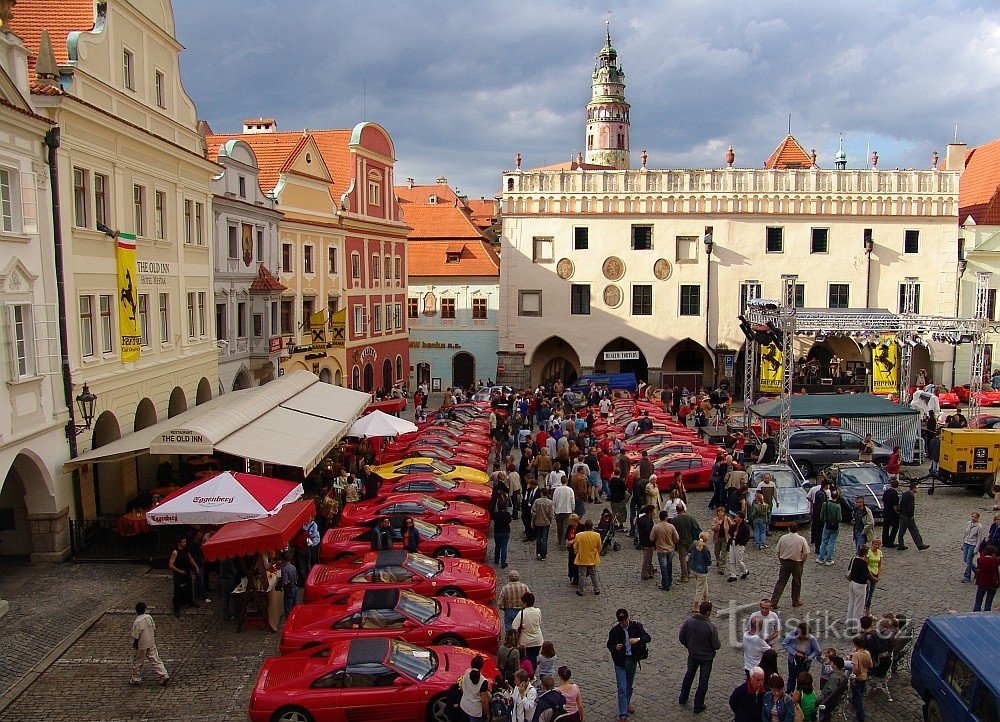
xmin=597 ymin=508 xmax=622 ymax=555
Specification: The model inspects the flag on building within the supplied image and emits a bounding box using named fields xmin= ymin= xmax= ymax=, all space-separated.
xmin=116 ymin=232 xmax=141 ymax=362
xmin=329 ymin=308 xmax=346 ymax=348
xmin=309 ymin=310 xmax=327 ymax=350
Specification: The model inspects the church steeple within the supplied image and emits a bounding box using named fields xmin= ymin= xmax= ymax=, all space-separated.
xmin=585 ymin=21 xmax=630 ymax=169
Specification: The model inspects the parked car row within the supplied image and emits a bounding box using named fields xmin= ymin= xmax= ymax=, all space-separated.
xmin=249 ymin=402 xmax=501 ymax=722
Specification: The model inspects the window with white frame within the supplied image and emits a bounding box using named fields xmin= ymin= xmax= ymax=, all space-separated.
xmin=154 ymin=190 xmax=166 ymax=239
xmin=123 ymin=48 xmax=135 ymax=90
xmin=472 ymin=297 xmax=488 ymax=319
xmin=215 ymin=302 xmax=227 ymax=341
xmin=132 ymin=184 xmax=145 ymax=236
xmin=328 ymin=246 xmax=338 ymax=274
xmin=79 ymin=296 xmax=94 ymax=357
xmin=281 ymin=243 xmax=292 ymax=272
xmin=351 ymin=252 xmax=361 ymax=280
xmin=394 ymin=256 xmax=402 ymax=281
xmin=368 ymin=179 xmax=381 ymax=206
xmin=372 ymin=254 xmax=381 ymax=284
xmin=237 ymin=301 xmax=247 ymax=337
xmin=372 ymin=303 xmax=381 ymax=332
xmin=353 ymin=304 xmax=367 ymax=334
xmin=194 ymin=202 xmax=204 ymax=244
xmin=0 ymin=167 xmax=16 ymax=233
xmin=94 ymin=173 xmax=108 ymax=228
xmin=99 ymin=294 xmax=113 ymax=353
xmin=238 ymin=175 xmax=246 ymax=198
xmin=138 ymin=294 xmax=149 ymax=347
xmin=407 ymin=298 xmax=418 ymax=319
xmin=256 ymin=228 xmax=264 ymax=261
xmin=385 ymin=303 xmax=392 ymax=331
xmin=183 ymin=200 xmax=193 ymax=243
xmin=73 ymin=168 xmax=88 ymax=227
xmin=228 ymin=224 xmax=239 ymax=259
xmin=154 ymin=70 xmax=165 ymax=108
xmin=441 ymin=297 xmax=456 ymax=319
xmin=186 ymin=292 xmax=196 ymax=339
xmin=394 ymin=302 xmax=402 ymax=329
xmin=159 ymin=293 xmax=169 ymax=342
xmin=198 ymin=292 xmax=207 ymax=336
xmin=7 ymin=304 xmax=36 ymax=380
xmin=304 ymin=245 xmax=314 ymax=274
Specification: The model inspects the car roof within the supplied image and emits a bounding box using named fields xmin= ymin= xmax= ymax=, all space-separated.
xmin=361 ymin=589 xmax=400 ymax=611
xmin=828 ymin=462 xmax=880 ymax=471
xmin=347 ymin=638 xmax=390 ymax=667
xmin=749 ymin=464 xmax=796 ymax=474
xmin=374 ymin=550 xmax=408 ymax=567
xmin=923 ymin=614 xmax=1000 ymax=692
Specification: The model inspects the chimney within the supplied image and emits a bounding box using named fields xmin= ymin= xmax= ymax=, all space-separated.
xmin=946 ymin=142 xmax=968 ymax=172
xmin=435 ymin=176 xmax=447 ymax=185
xmin=406 ymin=178 xmax=414 ymax=188
xmin=243 ymin=117 xmax=277 ymax=134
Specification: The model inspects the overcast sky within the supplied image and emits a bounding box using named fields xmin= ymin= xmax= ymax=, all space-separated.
xmin=173 ymin=0 xmax=1000 ymax=199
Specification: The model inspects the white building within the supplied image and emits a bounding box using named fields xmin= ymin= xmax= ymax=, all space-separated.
xmin=208 ymin=137 xmax=283 ymax=393
xmin=498 ymin=32 xmax=961 ymax=393
xmin=0 ymin=17 xmax=71 ymax=563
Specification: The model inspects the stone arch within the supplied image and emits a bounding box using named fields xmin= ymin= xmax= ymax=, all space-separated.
xmin=528 ymin=335 xmax=582 ymax=388
xmin=661 ymin=338 xmax=713 ymax=390
xmin=382 ymin=358 xmax=393 ymax=392
xmin=595 ymin=337 xmax=648 ymax=382
xmin=90 ymin=410 xmax=124 ymax=517
xmin=196 ymin=377 xmax=212 ymax=405
xmin=168 ymin=386 xmax=187 ymax=417
xmin=233 ymin=368 xmax=253 ymax=391
xmin=134 ymin=397 xmax=157 ymax=432
xmin=396 ymin=355 xmax=403 ymax=383
xmin=452 ymin=352 xmax=475 ymax=389
xmin=334 ymin=369 xmax=342 ymax=386
xmin=319 ymin=367 xmax=333 ymax=384
xmin=363 ymin=363 xmax=375 ymax=392
xmin=352 ymin=365 xmax=361 ymax=390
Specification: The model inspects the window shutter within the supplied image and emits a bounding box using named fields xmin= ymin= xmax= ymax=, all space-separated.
xmin=20 ymin=172 xmax=37 ymax=235
xmin=2 ymin=305 xmax=15 ymax=381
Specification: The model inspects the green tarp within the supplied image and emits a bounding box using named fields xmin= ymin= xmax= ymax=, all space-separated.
xmin=749 ymin=393 xmax=917 ymax=419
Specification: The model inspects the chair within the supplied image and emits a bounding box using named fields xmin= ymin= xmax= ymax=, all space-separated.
xmin=816 ymin=675 xmax=849 ymax=722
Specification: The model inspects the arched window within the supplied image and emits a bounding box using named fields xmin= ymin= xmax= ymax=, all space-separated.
xmin=396 ymin=355 xmax=403 ymax=382
xmin=351 ymin=366 xmax=360 ymax=390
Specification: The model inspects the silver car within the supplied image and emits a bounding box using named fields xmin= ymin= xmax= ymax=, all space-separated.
xmin=746 ymin=463 xmax=812 ymax=527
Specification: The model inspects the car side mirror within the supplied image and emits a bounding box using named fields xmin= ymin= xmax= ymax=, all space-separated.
xmin=393 ymin=676 xmax=410 ymax=687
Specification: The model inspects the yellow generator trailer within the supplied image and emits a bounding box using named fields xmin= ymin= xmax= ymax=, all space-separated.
xmin=937 ymin=428 xmax=1000 ymax=493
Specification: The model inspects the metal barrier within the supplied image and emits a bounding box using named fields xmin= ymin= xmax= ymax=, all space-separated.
xmin=69 ymin=519 xmax=173 ymax=565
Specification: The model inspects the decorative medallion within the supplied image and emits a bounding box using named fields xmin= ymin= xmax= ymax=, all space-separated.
xmin=603 ymin=284 xmax=623 ymax=308
xmin=602 ymin=256 xmax=625 ymax=281
xmin=653 ymin=258 xmax=673 ymax=281
xmin=556 ymin=258 xmax=575 ymax=280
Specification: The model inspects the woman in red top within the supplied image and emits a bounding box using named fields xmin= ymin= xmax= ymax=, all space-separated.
xmin=973 ymin=545 xmax=999 ymax=612
xmin=886 ymin=446 xmax=901 ymax=479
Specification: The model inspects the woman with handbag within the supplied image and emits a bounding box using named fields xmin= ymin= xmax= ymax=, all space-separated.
xmin=496 ymin=629 xmax=521 ymax=685
xmin=511 ymin=592 xmax=544 ymax=668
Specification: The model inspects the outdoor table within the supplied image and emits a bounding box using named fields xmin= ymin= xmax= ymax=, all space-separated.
xmin=116 ymin=509 xmax=149 ymax=536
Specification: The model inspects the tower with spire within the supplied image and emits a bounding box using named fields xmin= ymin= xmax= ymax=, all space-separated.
xmin=584 ymin=20 xmax=630 ymax=169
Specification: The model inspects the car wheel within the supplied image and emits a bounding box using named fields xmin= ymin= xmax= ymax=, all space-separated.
xmin=925 ymin=699 xmax=943 ymax=722
xmin=797 ymin=460 xmax=813 ymax=477
xmin=435 ymin=634 xmax=466 ymax=646
xmin=438 ymin=587 xmax=465 ymax=598
xmin=434 ymin=547 xmax=459 ymax=558
xmin=272 ymin=707 xmax=314 ymax=722
xmin=427 ymin=693 xmax=450 ymax=722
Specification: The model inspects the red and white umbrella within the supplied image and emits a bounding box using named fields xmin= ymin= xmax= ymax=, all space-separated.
xmin=146 ymin=470 xmax=302 ymax=526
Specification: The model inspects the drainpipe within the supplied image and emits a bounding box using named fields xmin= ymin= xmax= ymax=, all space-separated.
xmin=704 ymin=231 xmax=715 ymax=387
xmin=45 ymin=127 xmax=80 ymax=461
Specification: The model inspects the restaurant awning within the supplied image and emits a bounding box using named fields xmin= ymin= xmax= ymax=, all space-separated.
xmin=201 ymin=499 xmax=315 ymax=562
xmin=749 ymin=393 xmax=917 ymax=419
xmin=145 ymin=471 xmax=302 ymax=526
xmin=65 ymin=372 xmax=370 ymax=475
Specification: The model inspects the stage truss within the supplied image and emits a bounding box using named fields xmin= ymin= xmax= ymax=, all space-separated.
xmin=742 ymin=272 xmax=992 ymax=462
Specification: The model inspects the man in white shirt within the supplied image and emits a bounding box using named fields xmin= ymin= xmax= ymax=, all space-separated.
xmin=130 ymin=602 xmax=170 ymax=686
xmin=599 ymin=396 xmax=612 ymax=417
xmin=742 ymin=616 xmax=773 ymax=673
xmin=552 ymin=479 xmax=576 ymax=542
xmin=745 ymin=599 xmax=781 ymax=645
xmin=624 ymin=418 xmax=640 ymax=438
xmin=546 ymin=463 xmax=566 ymax=492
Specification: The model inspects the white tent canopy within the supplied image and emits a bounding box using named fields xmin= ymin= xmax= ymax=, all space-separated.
xmin=347 ymin=410 xmax=418 ymax=438
xmin=146 ymin=471 xmax=302 ymax=526
xmin=66 ymin=372 xmax=371 ymax=475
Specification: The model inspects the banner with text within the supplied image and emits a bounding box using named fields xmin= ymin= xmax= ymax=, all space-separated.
xmin=758 ymin=342 xmax=783 ymax=394
xmin=871 ymin=335 xmax=899 ymax=395
xmin=116 ymin=232 xmax=141 ymax=362
xmin=330 ymin=308 xmax=346 ymax=348
xmin=309 ymin=310 xmax=327 ymax=350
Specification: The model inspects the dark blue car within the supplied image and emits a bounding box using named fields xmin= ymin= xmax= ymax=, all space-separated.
xmin=809 ymin=462 xmax=887 ymax=521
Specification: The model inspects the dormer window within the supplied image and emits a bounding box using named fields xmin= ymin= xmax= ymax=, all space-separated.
xmin=446 ymin=252 xmax=461 ymax=264
xmin=428 ymin=195 xmax=438 ymax=204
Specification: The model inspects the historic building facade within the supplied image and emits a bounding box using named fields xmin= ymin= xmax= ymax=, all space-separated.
xmin=498 ymin=33 xmax=961 ymax=392
xmin=397 ymin=183 xmax=500 ymax=390
xmin=0 ymin=16 xmax=71 ymax=562
xmin=10 ymin=0 xmax=219 ymax=522
xmin=208 ymin=137 xmax=283 ymax=393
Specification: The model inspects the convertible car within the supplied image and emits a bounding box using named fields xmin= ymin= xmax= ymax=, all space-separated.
xmin=745 ymin=463 xmax=812 ymax=527
xmin=339 ymin=494 xmax=490 ymax=532
xmin=627 ymin=452 xmax=714 ymax=491
xmin=319 ymin=518 xmax=487 ymax=562
xmin=373 ymin=476 xmax=493 ymax=508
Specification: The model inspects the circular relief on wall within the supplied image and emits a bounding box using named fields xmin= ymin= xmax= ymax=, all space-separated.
xmin=556 ymin=258 xmax=575 ymax=280
xmin=602 ymin=256 xmax=625 ymax=281
xmin=603 ymin=284 xmax=623 ymax=308
xmin=653 ymin=258 xmax=673 ymax=281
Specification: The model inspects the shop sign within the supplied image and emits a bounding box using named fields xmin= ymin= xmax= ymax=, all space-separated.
xmin=408 ymin=341 xmax=462 ymax=349
xmin=604 ymin=350 xmax=640 ymax=361
xmin=150 ymin=429 xmax=213 ymax=455
xmin=515 ymin=343 xmax=525 ymax=349
xmin=360 ymin=346 xmax=378 ymax=363
xmin=136 ymin=259 xmax=172 ymax=286
xmin=268 ymin=336 xmax=283 ymax=353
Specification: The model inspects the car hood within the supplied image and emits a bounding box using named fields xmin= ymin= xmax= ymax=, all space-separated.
xmin=771 ymin=488 xmax=811 ymax=517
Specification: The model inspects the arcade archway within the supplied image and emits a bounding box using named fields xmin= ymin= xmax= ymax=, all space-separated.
xmin=529 ymin=336 xmax=581 ymax=387
xmin=319 ymin=368 xmax=333 ymax=384
xmin=90 ymin=411 xmax=123 ymax=517
xmin=383 ymin=358 xmax=394 ymax=392
xmin=452 ymin=352 xmax=475 ymax=389
xmin=0 ymin=454 xmax=50 ymax=557
xmin=233 ymin=369 xmax=253 ymax=391
xmin=168 ymin=387 xmax=187 ymax=418
xmin=661 ymin=339 xmax=711 ymax=390
xmin=596 ymin=338 xmax=648 ymax=382
xmin=196 ymin=377 xmax=212 ymax=405
xmin=363 ymin=364 xmax=374 ymax=393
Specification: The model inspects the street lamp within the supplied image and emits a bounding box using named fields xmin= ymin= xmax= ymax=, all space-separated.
xmin=74 ymin=383 xmax=97 ymax=434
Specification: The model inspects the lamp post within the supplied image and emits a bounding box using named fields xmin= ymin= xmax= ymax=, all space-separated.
xmin=74 ymin=383 xmax=97 ymax=435
xmin=704 ymin=227 xmax=715 ymax=382
xmin=863 ymin=229 xmax=874 ymax=308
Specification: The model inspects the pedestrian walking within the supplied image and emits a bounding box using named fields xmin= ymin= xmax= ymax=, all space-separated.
xmin=846 ymin=545 xmax=872 ymax=629
xmin=727 ymin=512 xmax=751 ymax=582
xmin=807 ymin=478 xmax=829 ymax=554
xmin=761 ymin=674 xmax=796 ymax=722
xmin=729 ymin=667 xmax=766 ymax=722
xmin=129 ymin=602 xmax=170 ymax=686
xmin=564 ymin=515 xmax=580 ymax=585
xmin=673 ymin=503 xmax=700 ymax=582
xmin=962 ymin=511 xmax=985 ymax=583
xmin=928 ymin=431 xmax=941 ymax=477
xmin=279 ymin=551 xmax=298 ymax=618
xmin=636 ymin=504 xmax=656 ymax=581
xmin=552 ymin=478 xmax=574 ymax=543
xmin=572 ymin=519 xmax=602 ymax=596
xmin=897 ymin=481 xmax=930 ymax=551
xmin=688 ymin=532 xmax=712 ymax=611
xmin=781 ymin=622 xmax=820 ymax=692
xmin=677 ymin=601 xmax=721 ymax=714
xmin=749 ymin=492 xmax=771 ymax=549
xmin=497 ymin=629 xmax=522 ymax=684
xmin=864 ymin=539 xmax=883 ymax=615
xmin=522 ymin=478 xmax=539 ymax=541
xmin=882 ymin=479 xmax=901 ymax=548
xmin=771 ymin=522 xmax=809 ymax=608
xmin=848 ymin=636 xmax=873 ymax=722
xmin=607 ymin=473 xmax=628 ymax=531
xmin=498 ymin=570 xmax=529 ymax=631
xmin=511 ymin=593 xmax=544 ymax=667
xmin=607 ymin=608 xmax=651 ymax=722
xmin=710 ymin=507 xmax=731 ymax=576
xmin=493 ymin=503 xmax=512 ymax=568
xmin=886 ymin=445 xmax=902 ymax=481
xmin=816 ymin=490 xmax=842 ymax=565
xmin=531 ymin=490 xmax=555 ymax=560
xmin=644 ymin=475 xmax=661 ymax=514
xmin=852 ymin=497 xmax=875 ymax=552
xmin=973 ymin=545 xmax=999 ymax=612
xmin=168 ymin=537 xmax=197 ymax=617
xmin=651 ymin=510 xmax=679 ymax=591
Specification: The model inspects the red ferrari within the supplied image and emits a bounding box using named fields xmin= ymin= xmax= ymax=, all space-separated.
xmin=374 ymin=476 xmax=493 ymax=508
xmin=279 ymin=589 xmax=501 ymax=655
xmin=623 ymin=430 xmax=697 ymax=452
xmin=319 ymin=519 xmax=487 ymax=562
xmin=627 ymin=452 xmax=714 ymax=491
xmin=340 ymin=494 xmax=490 ymax=532
xmin=627 ymin=440 xmax=717 ymax=462
xmin=248 ymin=638 xmax=499 ymax=722
xmin=305 ymin=551 xmax=497 ymax=604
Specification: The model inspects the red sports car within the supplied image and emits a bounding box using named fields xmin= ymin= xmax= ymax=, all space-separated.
xmin=627 ymin=440 xmax=717 ymax=462
xmin=319 ymin=519 xmax=487 ymax=562
xmin=375 ymin=476 xmax=493 ymax=508
xmin=623 ymin=430 xmax=696 ymax=452
xmin=627 ymin=452 xmax=714 ymax=491
xmin=394 ymin=429 xmax=491 ymax=449
xmin=304 ymin=551 xmax=497 ymax=604
xmin=278 ymin=589 xmax=501 ymax=655
xmin=339 ymin=494 xmax=490 ymax=532
xmin=248 ymin=638 xmax=498 ymax=722
xmin=952 ymin=385 xmax=1000 ymax=406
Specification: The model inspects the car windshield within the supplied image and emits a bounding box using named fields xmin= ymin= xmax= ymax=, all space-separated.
xmin=398 ymin=590 xmax=440 ymax=624
xmin=411 ymin=518 xmax=441 ymax=538
xmin=757 ymin=469 xmax=800 ymax=488
xmin=435 ymin=478 xmax=459 ymax=490
xmin=419 ymin=496 xmax=449 ymax=512
xmin=839 ymin=467 xmax=885 ymax=487
xmin=405 ymin=553 xmax=443 ymax=578
xmin=429 ymin=460 xmax=456 ymax=473
xmin=388 ymin=639 xmax=438 ymax=682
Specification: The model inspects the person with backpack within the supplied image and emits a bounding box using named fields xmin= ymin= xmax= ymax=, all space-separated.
xmin=816 ymin=490 xmax=842 ymax=565
xmin=459 ymin=655 xmax=491 ymax=722
xmin=760 ymin=673 xmax=796 ymax=721
xmin=607 ymin=608 xmax=651 ymax=722
xmin=531 ymin=675 xmax=566 ymax=722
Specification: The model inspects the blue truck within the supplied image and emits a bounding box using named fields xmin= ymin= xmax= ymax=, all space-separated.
xmin=571 ymin=372 xmax=638 ymax=394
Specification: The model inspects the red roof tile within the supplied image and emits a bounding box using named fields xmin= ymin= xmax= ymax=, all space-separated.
xmin=400 ymin=204 xmax=486 ymax=241
xmin=0 ymin=97 xmax=55 ymax=125
xmin=395 ymin=184 xmax=460 ymax=206
xmin=959 ymin=138 xmax=1000 ymax=226
xmin=466 ymin=198 xmax=499 ymax=229
xmin=309 ymin=130 xmax=355 ymax=204
xmin=764 ymin=134 xmax=814 ymax=169
xmin=250 ymin=264 xmax=286 ymax=293
xmin=205 ymin=132 xmax=310 ymax=193
xmin=408 ymin=240 xmax=500 ymax=277
xmin=7 ymin=0 xmax=97 ymax=72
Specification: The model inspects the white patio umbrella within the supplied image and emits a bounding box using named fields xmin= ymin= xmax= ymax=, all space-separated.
xmin=347 ymin=409 xmax=418 ymax=438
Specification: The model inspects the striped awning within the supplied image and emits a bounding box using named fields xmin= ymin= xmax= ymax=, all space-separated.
xmin=841 ymin=415 xmax=920 ymax=463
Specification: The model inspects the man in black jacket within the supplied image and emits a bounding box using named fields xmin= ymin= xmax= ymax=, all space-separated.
xmin=608 ymin=474 xmax=629 ymax=531
xmin=370 ymin=517 xmax=392 ymax=550
xmin=522 ymin=478 xmax=539 ymax=541
xmin=607 ymin=608 xmax=651 ymax=722
xmin=729 ymin=667 xmax=766 ymax=722
xmin=636 ymin=505 xmax=656 ymax=580
xmin=881 ymin=479 xmax=900 ymax=548
xmin=897 ymin=481 xmax=929 ymax=551
xmin=678 ymin=601 xmax=722 ymax=714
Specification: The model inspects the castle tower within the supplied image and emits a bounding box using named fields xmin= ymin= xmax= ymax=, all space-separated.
xmin=584 ymin=24 xmax=630 ymax=169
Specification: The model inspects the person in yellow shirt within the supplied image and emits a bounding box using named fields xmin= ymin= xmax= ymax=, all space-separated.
xmin=864 ymin=539 xmax=883 ymax=615
xmin=572 ymin=519 xmax=603 ymax=596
